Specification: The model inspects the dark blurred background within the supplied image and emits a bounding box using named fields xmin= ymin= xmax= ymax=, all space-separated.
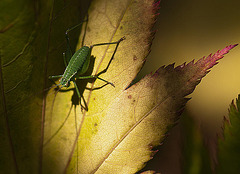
xmin=138 ymin=0 xmax=240 ymax=173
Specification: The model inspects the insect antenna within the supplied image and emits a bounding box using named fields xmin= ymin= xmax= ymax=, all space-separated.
xmin=43 ymin=83 xmax=62 ymax=92
xmin=44 ymin=84 xmax=71 ymax=146
xmin=2 ymin=82 xmax=62 ymax=116
xmin=48 ymin=84 xmax=63 ymax=131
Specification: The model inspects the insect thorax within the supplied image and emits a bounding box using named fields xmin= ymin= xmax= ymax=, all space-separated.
xmin=60 ymin=77 xmax=70 ymax=87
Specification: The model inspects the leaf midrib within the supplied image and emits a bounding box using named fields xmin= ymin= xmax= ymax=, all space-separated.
xmin=92 ymin=57 xmax=220 ymax=172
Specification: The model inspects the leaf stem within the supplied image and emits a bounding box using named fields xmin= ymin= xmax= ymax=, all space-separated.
xmin=39 ymin=1 xmax=55 ymax=173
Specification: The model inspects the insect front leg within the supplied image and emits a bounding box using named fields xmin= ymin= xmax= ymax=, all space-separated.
xmin=49 ymin=75 xmax=63 ymax=79
xmin=49 ymin=75 xmax=64 ymax=87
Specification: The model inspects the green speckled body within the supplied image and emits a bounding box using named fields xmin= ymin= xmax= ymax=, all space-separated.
xmin=60 ymin=46 xmax=91 ymax=86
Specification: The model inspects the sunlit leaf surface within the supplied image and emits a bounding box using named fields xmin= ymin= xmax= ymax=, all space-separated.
xmin=0 ymin=0 xmax=237 ymax=173
xmin=44 ymin=0 xmax=236 ymax=173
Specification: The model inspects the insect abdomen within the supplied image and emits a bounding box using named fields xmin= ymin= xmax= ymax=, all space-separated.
xmin=60 ymin=46 xmax=90 ymax=86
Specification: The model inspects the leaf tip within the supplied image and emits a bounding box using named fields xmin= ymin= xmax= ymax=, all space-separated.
xmin=230 ymin=43 xmax=238 ymax=49
xmin=221 ymin=44 xmax=238 ymax=54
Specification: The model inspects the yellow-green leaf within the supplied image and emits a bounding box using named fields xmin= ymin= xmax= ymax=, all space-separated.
xmin=140 ymin=171 xmax=160 ymax=174
xmin=0 ymin=0 xmax=88 ymax=173
xmin=43 ymin=0 xmax=158 ymax=173
xmin=0 ymin=0 xmax=237 ymax=173
xmin=43 ymin=0 xmax=237 ymax=174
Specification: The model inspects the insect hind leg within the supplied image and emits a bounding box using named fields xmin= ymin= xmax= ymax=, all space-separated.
xmin=94 ymin=37 xmax=126 ymax=77
xmin=75 ymin=37 xmax=125 ymax=87
xmin=76 ymin=75 xmax=115 ymax=87
xmin=73 ymin=81 xmax=88 ymax=111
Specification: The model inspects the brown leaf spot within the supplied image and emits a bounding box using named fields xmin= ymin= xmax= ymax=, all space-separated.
xmin=128 ymin=95 xmax=132 ymax=99
xmin=133 ymin=55 xmax=137 ymax=61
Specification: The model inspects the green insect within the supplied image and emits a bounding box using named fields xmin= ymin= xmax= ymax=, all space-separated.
xmin=49 ymin=24 xmax=125 ymax=110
